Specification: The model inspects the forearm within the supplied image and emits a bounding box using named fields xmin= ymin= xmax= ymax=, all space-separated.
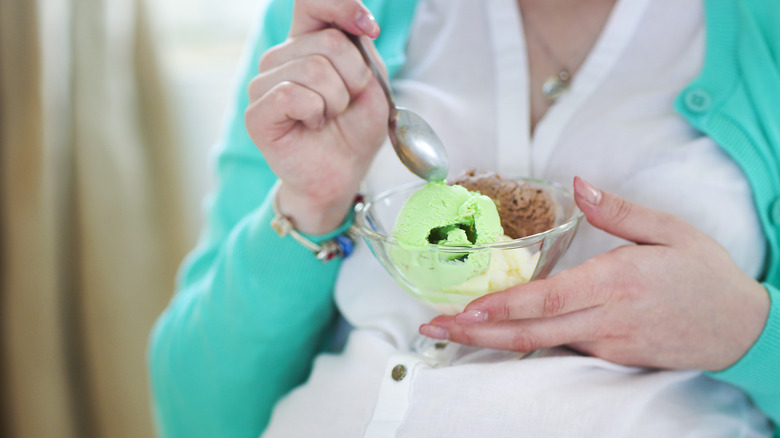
xmin=148 ymin=193 xmax=344 ymax=437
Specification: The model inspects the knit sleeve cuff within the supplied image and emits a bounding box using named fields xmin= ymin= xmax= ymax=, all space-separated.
xmin=706 ymin=282 xmax=780 ymax=403
xmin=297 ymin=207 xmax=356 ymax=244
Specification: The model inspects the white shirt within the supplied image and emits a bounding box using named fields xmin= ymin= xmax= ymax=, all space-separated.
xmin=262 ymin=0 xmax=770 ymax=436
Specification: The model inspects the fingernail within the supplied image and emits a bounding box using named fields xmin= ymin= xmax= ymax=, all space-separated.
xmin=355 ymin=10 xmax=380 ymax=37
xmin=420 ymin=324 xmax=449 ymax=340
xmin=455 ymin=309 xmax=488 ymax=324
xmin=576 ymin=177 xmax=602 ymax=206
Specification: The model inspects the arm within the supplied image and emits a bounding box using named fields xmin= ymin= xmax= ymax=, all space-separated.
xmin=667 ymin=1 xmax=780 ymax=431
xmin=148 ymin=1 xmax=386 ymax=436
xmin=148 ymin=3 xmax=334 ymax=436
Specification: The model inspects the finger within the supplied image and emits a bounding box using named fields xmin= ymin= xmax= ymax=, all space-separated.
xmin=250 ymin=55 xmax=350 ymax=119
xmin=245 ymin=81 xmax=325 ymax=142
xmin=453 ymin=267 xmax=606 ymax=323
xmin=290 ymin=0 xmax=379 ymax=39
xmin=258 ymin=28 xmax=373 ymax=98
xmin=421 ymin=309 xmax=599 ymax=352
xmin=573 ymin=176 xmax=689 ymax=246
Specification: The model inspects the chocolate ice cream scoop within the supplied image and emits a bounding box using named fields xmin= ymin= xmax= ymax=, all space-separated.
xmin=453 ymin=170 xmax=557 ymax=239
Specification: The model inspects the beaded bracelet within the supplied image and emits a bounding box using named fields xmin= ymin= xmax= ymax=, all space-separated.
xmin=270 ymin=182 xmax=363 ymax=263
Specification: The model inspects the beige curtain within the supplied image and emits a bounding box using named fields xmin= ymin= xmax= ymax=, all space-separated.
xmin=0 ymin=0 xmax=189 ymax=436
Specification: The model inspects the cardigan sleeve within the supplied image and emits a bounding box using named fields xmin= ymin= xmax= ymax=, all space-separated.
xmin=676 ymin=1 xmax=780 ymax=434
xmin=146 ymin=2 xmax=344 ymax=437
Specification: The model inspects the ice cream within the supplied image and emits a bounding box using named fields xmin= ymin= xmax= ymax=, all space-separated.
xmin=453 ymin=170 xmax=557 ymax=239
xmin=388 ymin=177 xmax=547 ymax=313
xmin=445 ymin=236 xmax=540 ymax=294
xmin=357 ymin=170 xmax=578 ymax=315
xmin=391 ymin=182 xmax=502 ymax=247
xmin=390 ymin=182 xmax=503 ymax=291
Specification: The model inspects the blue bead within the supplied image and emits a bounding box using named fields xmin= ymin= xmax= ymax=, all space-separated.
xmin=335 ymin=234 xmax=355 ymax=258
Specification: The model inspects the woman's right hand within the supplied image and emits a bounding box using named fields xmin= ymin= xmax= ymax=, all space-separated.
xmin=245 ymin=0 xmax=388 ymax=234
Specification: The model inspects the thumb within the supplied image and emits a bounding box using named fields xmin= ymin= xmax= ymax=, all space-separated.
xmin=573 ymin=176 xmax=682 ymax=246
xmin=290 ymin=0 xmax=380 ymax=38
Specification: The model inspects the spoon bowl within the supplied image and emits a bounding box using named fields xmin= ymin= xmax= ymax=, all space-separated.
xmin=390 ymin=108 xmax=449 ymax=182
xmin=345 ymin=31 xmax=449 ymax=182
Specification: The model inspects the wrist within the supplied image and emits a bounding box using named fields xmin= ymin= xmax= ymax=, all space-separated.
xmin=270 ymin=181 xmax=361 ymax=262
xmin=706 ymin=282 xmax=779 ymax=399
xmin=710 ymin=279 xmax=771 ymax=372
xmin=276 ymin=182 xmax=357 ymax=235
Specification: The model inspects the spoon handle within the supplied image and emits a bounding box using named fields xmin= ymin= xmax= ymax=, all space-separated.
xmin=342 ymin=31 xmax=398 ymax=121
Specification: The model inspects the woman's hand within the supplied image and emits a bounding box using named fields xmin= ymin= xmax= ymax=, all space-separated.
xmin=420 ymin=177 xmax=770 ymax=371
xmin=245 ymin=0 xmax=387 ymax=234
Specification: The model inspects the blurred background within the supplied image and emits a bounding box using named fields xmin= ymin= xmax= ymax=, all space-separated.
xmin=0 ymin=0 xmax=265 ymax=436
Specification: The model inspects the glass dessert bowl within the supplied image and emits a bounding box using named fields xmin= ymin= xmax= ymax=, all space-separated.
xmin=355 ymin=177 xmax=584 ymax=315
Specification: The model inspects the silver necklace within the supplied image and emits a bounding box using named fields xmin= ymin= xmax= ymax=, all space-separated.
xmin=524 ymin=17 xmax=590 ymax=101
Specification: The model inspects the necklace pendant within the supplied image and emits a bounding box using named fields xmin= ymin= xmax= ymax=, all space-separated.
xmin=542 ymin=70 xmax=571 ymax=101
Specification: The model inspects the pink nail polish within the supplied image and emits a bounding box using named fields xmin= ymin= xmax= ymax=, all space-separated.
xmin=455 ymin=309 xmax=488 ymax=324
xmin=576 ymin=177 xmax=602 ymax=206
xmin=421 ymin=324 xmax=449 ymax=340
xmin=354 ymin=10 xmax=379 ymax=37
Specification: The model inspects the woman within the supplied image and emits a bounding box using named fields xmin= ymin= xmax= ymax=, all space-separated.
xmin=149 ymin=0 xmax=780 ymax=436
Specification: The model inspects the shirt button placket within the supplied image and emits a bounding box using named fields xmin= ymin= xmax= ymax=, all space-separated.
xmin=364 ymin=355 xmax=435 ymax=437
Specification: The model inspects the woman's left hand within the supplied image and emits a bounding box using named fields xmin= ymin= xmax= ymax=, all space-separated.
xmin=420 ymin=177 xmax=770 ymax=371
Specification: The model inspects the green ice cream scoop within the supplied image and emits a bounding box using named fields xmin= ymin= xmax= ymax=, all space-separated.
xmin=390 ymin=182 xmax=503 ymax=290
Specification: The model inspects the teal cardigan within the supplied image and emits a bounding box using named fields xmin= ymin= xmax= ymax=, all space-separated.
xmin=148 ymin=0 xmax=780 ymax=436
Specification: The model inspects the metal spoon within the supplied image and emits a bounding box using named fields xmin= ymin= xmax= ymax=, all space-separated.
xmin=344 ymin=32 xmax=449 ymax=182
